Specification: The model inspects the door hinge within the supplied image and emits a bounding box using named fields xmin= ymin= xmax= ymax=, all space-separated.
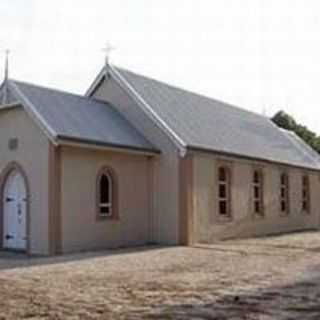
xmin=5 ymin=197 xmax=14 ymax=202
xmin=5 ymin=234 xmax=14 ymax=240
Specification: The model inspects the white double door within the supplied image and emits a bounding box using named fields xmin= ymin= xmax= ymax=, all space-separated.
xmin=3 ymin=170 xmax=27 ymax=250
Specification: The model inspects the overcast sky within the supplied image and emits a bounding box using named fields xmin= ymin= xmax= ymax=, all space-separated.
xmin=1 ymin=0 xmax=320 ymax=132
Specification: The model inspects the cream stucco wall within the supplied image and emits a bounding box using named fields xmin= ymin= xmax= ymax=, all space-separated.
xmin=0 ymin=107 xmax=50 ymax=255
xmin=93 ymin=77 xmax=180 ymax=244
xmin=60 ymin=146 xmax=152 ymax=253
xmin=193 ymin=153 xmax=320 ymax=242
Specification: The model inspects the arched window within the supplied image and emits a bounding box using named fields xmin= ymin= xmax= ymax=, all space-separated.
xmin=217 ymin=166 xmax=231 ymax=218
xmin=96 ymin=167 xmax=118 ymax=220
xmin=302 ymin=174 xmax=310 ymax=213
xmin=280 ymin=172 xmax=290 ymax=215
xmin=252 ymin=169 xmax=264 ymax=216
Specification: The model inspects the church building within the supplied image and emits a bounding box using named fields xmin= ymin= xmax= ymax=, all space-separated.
xmin=0 ymin=61 xmax=319 ymax=255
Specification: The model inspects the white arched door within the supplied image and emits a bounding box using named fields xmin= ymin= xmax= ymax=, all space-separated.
xmin=3 ymin=170 xmax=27 ymax=250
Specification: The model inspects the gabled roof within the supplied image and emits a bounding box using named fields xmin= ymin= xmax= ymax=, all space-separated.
xmin=89 ymin=66 xmax=320 ymax=170
xmin=0 ymin=80 xmax=158 ymax=154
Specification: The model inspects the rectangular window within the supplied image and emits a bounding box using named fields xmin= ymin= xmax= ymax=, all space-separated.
xmin=219 ymin=184 xmax=226 ymax=198
xmin=253 ymin=170 xmax=264 ymax=216
xmin=218 ymin=166 xmax=231 ymax=218
xmin=280 ymin=173 xmax=289 ymax=215
xmin=302 ymin=175 xmax=310 ymax=213
xmin=219 ymin=201 xmax=227 ymax=215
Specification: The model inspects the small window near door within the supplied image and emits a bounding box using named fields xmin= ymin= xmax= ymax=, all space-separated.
xmin=96 ymin=167 xmax=118 ymax=220
xmin=252 ymin=169 xmax=264 ymax=217
xmin=217 ymin=166 xmax=231 ymax=218
xmin=302 ymin=175 xmax=310 ymax=213
xmin=280 ymin=172 xmax=290 ymax=215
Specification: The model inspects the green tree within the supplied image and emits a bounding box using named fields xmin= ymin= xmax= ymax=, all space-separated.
xmin=271 ymin=111 xmax=320 ymax=154
xmin=272 ymin=111 xmax=296 ymax=131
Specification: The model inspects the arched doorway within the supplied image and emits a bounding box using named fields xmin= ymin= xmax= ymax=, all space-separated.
xmin=2 ymin=169 xmax=27 ymax=250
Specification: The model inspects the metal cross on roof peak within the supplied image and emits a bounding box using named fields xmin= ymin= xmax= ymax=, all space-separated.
xmin=102 ymin=42 xmax=114 ymax=67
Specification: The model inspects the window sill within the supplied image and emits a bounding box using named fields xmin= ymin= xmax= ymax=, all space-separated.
xmin=216 ymin=215 xmax=233 ymax=224
xmin=96 ymin=215 xmax=119 ymax=222
xmin=253 ymin=213 xmax=265 ymax=220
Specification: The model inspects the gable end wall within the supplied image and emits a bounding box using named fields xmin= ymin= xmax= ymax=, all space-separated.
xmin=92 ymin=77 xmax=180 ymax=244
xmin=0 ymin=108 xmax=50 ymax=254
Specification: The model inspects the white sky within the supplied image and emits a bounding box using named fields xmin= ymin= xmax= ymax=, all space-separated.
xmin=1 ymin=0 xmax=320 ymax=132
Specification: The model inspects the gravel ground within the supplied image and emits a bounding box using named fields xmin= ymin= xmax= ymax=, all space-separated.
xmin=1 ymin=231 xmax=320 ymax=319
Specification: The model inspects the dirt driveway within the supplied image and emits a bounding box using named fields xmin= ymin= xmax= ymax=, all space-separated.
xmin=1 ymin=231 xmax=320 ymax=319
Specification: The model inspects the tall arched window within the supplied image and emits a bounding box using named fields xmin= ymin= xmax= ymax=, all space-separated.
xmin=217 ymin=166 xmax=231 ymax=218
xmin=96 ymin=167 xmax=118 ymax=220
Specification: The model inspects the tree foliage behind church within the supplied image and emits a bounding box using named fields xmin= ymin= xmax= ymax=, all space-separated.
xmin=272 ymin=111 xmax=320 ymax=154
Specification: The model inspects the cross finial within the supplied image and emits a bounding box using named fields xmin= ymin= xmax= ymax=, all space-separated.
xmin=4 ymin=49 xmax=10 ymax=81
xmin=102 ymin=42 xmax=114 ymax=68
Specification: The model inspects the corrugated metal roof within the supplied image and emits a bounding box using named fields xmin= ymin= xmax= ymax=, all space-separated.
xmin=5 ymin=80 xmax=157 ymax=153
xmin=115 ymin=67 xmax=320 ymax=170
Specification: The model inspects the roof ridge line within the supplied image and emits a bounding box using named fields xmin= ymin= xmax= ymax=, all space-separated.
xmin=115 ymin=66 xmax=268 ymax=120
xmin=109 ymin=66 xmax=187 ymax=155
xmin=11 ymin=79 xmax=98 ymax=102
xmin=87 ymin=64 xmax=266 ymax=120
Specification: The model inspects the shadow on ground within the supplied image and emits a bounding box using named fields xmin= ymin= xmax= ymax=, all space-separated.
xmin=0 ymin=245 xmax=168 ymax=271
xmin=140 ymin=265 xmax=320 ymax=320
